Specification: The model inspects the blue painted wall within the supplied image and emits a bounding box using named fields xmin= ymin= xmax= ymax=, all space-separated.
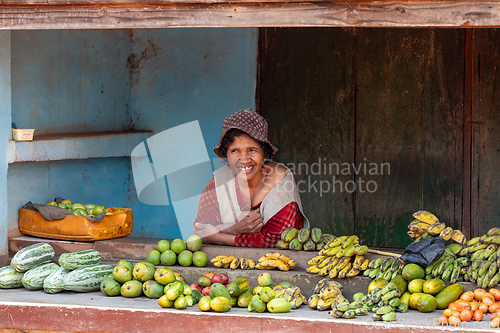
xmin=8 ymin=28 xmax=257 ymax=240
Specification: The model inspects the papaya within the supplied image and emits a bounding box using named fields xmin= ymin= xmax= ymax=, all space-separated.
xmin=402 ymin=263 xmax=425 ymax=281
xmin=166 ymin=281 xmax=184 ymax=301
xmin=267 ymin=297 xmax=292 ymax=313
xmin=407 ymin=279 xmax=425 ymax=294
xmin=422 ymin=278 xmax=446 ymax=295
xmin=389 ymin=275 xmax=408 ymax=294
xmin=210 ymin=296 xmax=231 ymax=312
xmin=198 ymin=295 xmax=212 ymax=311
xmin=435 ymin=283 xmax=463 ymax=310
xmin=409 ymin=292 xmax=425 ymax=309
xmin=400 ymin=291 xmax=411 ymax=306
xmin=191 ymin=289 xmax=202 ymax=304
xmin=368 ymin=278 xmax=388 ymax=293
xmin=230 ymin=296 xmax=238 ymax=307
xmin=226 ymin=277 xmax=250 ymax=297
xmin=416 ymin=294 xmax=437 ymax=313
xmin=237 ymin=293 xmax=253 ymax=308
xmin=210 ymin=283 xmax=231 ymax=302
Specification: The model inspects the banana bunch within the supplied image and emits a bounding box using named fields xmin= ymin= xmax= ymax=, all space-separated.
xmin=308 ymin=278 xmax=348 ymax=311
xmin=273 ymin=285 xmax=306 ymax=309
xmin=363 ymin=257 xmax=404 ymax=282
xmin=306 ymin=235 xmax=370 ymax=279
xmin=455 ymin=227 xmax=500 ymax=288
xmin=408 ymin=210 xmax=466 ymax=245
xmin=255 ymin=252 xmax=296 ymax=271
xmin=277 ymin=227 xmax=335 ymax=251
xmin=211 ymin=255 xmax=256 ymax=269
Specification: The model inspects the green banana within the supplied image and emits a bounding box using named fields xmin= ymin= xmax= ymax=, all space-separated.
xmin=433 ymin=256 xmax=454 ymax=277
xmin=380 ymin=258 xmax=395 ymax=273
xmin=425 ymin=255 xmax=446 ymax=275
xmin=376 ymin=305 xmax=394 ymax=315
xmin=450 ymin=265 xmax=461 ymax=284
xmin=488 ymin=272 xmax=500 ymax=288
xmin=342 ymin=310 xmax=356 ymax=319
xmin=370 ymin=258 xmax=384 ymax=270
xmin=488 ymin=262 xmax=499 ymax=281
xmin=382 ymin=312 xmax=396 ymax=321
xmin=381 ymin=289 xmax=401 ymax=301
xmin=479 ymin=259 xmax=494 ymax=277
xmin=354 ymin=306 xmax=368 ymax=316
xmin=441 ymin=261 xmax=454 ymax=282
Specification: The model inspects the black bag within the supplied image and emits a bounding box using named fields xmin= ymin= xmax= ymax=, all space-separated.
xmin=400 ymin=237 xmax=446 ymax=267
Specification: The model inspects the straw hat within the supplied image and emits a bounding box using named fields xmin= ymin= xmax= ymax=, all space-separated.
xmin=213 ymin=109 xmax=278 ymax=158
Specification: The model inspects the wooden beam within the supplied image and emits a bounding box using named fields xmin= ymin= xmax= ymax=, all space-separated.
xmin=0 ymin=1 xmax=500 ymax=29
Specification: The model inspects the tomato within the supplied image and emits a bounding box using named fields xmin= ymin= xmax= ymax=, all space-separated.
xmin=443 ymin=308 xmax=453 ymax=317
xmin=474 ymin=310 xmax=484 ymax=321
xmin=461 ymin=291 xmax=475 ymax=302
xmin=490 ymin=288 xmax=500 ymax=301
xmin=490 ymin=312 xmax=498 ymax=321
xmin=491 ymin=317 xmax=500 ymax=328
xmin=448 ymin=316 xmax=461 ymax=326
xmin=449 ymin=303 xmax=458 ymax=311
xmin=460 ymin=309 xmax=473 ymax=322
xmin=474 ymin=288 xmax=487 ymax=301
xmin=438 ymin=315 xmax=448 ymax=325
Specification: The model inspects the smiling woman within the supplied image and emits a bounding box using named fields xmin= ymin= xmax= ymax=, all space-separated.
xmin=193 ymin=109 xmax=309 ymax=248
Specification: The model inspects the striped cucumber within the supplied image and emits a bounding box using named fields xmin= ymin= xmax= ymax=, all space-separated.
xmin=58 ymin=249 xmax=101 ymax=270
xmin=21 ymin=262 xmax=60 ymax=290
xmin=0 ymin=265 xmax=25 ymax=288
xmin=43 ymin=266 xmax=71 ymax=294
xmin=11 ymin=243 xmax=55 ymax=273
xmin=62 ymin=264 xmax=113 ymax=292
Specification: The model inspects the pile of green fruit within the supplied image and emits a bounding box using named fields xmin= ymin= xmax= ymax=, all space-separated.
xmin=329 ymin=281 xmax=404 ymax=321
xmin=245 ymin=273 xmax=295 ymax=313
xmin=148 ymin=236 xmax=208 ymax=268
xmin=45 ymin=199 xmax=121 ymax=217
xmin=277 ymin=227 xmax=335 ymax=251
xmin=100 ymin=259 xmax=199 ymax=306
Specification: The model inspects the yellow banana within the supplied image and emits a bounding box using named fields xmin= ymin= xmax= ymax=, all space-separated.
xmin=407 ymin=230 xmax=423 ymax=239
xmin=320 ymin=284 xmax=341 ymax=300
xmin=412 ymin=210 xmax=440 ymax=224
xmin=278 ymin=264 xmax=290 ymax=271
xmin=316 ymin=297 xmax=334 ymax=311
xmin=282 ymin=286 xmax=301 ymax=301
xmin=318 ymin=264 xmax=330 ymax=276
xmin=342 ymin=235 xmax=359 ymax=249
xmin=247 ymin=259 xmax=256 ymax=269
xmin=319 ymin=245 xmax=341 ymax=256
xmin=308 ymin=255 xmax=326 ymax=266
xmin=317 ymin=256 xmax=332 ymax=269
xmin=230 ymin=258 xmax=240 ymax=269
xmin=265 ymin=252 xmax=281 ymax=260
xmin=359 ymin=258 xmax=370 ymax=271
xmin=408 ymin=219 xmax=430 ymax=232
xmin=352 ymin=254 xmax=365 ymax=270
xmin=308 ymin=294 xmax=320 ymax=310
xmin=240 ymin=258 xmax=248 ymax=270
xmin=427 ymin=222 xmax=446 ymax=235
xmin=346 ymin=267 xmax=360 ymax=278
xmin=439 ymin=227 xmax=453 ymax=241
xmin=213 ymin=260 xmax=224 ymax=268
xmin=286 ymin=259 xmax=296 ymax=270
xmin=278 ymin=254 xmax=290 ymax=264
xmin=222 ymin=255 xmax=235 ymax=264
xmin=306 ymin=265 xmax=321 ymax=274
xmin=326 ymin=236 xmax=347 ymax=249
xmin=210 ymin=255 xmax=226 ymax=263
xmin=337 ymin=262 xmax=352 ymax=279
xmin=451 ymin=230 xmax=466 ymax=245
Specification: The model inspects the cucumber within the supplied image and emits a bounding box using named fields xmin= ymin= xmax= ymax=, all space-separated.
xmin=0 ymin=265 xmax=25 ymax=288
xmin=21 ymin=263 xmax=60 ymax=290
xmin=11 ymin=243 xmax=55 ymax=273
xmin=58 ymin=249 xmax=102 ymax=270
xmin=62 ymin=264 xmax=113 ymax=292
xmin=43 ymin=266 xmax=71 ymax=294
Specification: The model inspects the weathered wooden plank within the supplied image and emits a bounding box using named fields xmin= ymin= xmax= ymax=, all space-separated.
xmin=0 ymin=2 xmax=500 ymax=29
xmin=472 ymin=29 xmax=500 ymax=237
xmin=258 ymin=27 xmax=357 ymax=237
xmin=355 ymin=28 xmax=464 ymax=248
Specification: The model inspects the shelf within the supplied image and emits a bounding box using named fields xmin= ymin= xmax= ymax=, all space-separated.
xmin=8 ymin=130 xmax=153 ymax=163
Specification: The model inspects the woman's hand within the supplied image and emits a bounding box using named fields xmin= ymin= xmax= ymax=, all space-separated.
xmin=231 ymin=209 xmax=264 ymax=235
xmin=194 ymin=223 xmax=221 ymax=239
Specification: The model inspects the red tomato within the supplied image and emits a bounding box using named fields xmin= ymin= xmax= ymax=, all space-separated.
xmin=474 ymin=310 xmax=484 ymax=321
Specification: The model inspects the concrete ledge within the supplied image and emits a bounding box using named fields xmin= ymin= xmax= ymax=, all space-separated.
xmin=0 ymin=288 xmax=488 ymax=333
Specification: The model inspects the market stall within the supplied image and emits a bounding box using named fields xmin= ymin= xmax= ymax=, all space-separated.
xmin=1 ymin=0 xmax=500 ymax=331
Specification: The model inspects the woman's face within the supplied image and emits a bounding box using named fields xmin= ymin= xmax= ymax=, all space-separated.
xmin=226 ymin=133 xmax=265 ymax=183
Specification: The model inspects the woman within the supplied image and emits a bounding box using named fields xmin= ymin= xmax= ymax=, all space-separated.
xmin=193 ymin=109 xmax=309 ymax=247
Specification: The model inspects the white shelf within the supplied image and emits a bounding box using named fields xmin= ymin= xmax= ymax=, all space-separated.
xmin=8 ymin=130 xmax=153 ymax=163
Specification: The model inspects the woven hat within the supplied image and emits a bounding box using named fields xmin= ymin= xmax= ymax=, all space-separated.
xmin=214 ymin=109 xmax=278 ymax=158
